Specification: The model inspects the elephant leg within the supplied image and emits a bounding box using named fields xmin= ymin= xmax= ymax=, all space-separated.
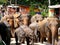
xmin=19 ymin=37 xmax=24 ymax=45
xmin=20 ymin=37 xmax=25 ymax=44
xmin=22 ymin=38 xmax=25 ymax=44
xmin=26 ymin=36 xmax=30 ymax=45
xmin=33 ymin=35 xmax=36 ymax=42
xmin=37 ymin=31 xmax=40 ymax=42
xmin=15 ymin=33 xmax=19 ymax=45
xmin=29 ymin=36 xmax=34 ymax=45
xmin=52 ymin=31 xmax=55 ymax=45
xmin=52 ymin=36 xmax=55 ymax=45
xmin=34 ymin=35 xmax=38 ymax=43
xmin=11 ymin=28 xmax=15 ymax=38
xmin=55 ymin=31 xmax=58 ymax=45
xmin=43 ymin=37 xmax=46 ymax=43
xmin=40 ymin=36 xmax=44 ymax=43
xmin=52 ymin=31 xmax=56 ymax=45
xmin=35 ymin=30 xmax=37 ymax=41
xmin=48 ymin=34 xmax=52 ymax=44
xmin=47 ymin=30 xmax=52 ymax=43
xmin=40 ymin=32 xmax=44 ymax=43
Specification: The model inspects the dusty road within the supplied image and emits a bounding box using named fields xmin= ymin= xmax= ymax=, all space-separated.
xmin=10 ymin=38 xmax=52 ymax=45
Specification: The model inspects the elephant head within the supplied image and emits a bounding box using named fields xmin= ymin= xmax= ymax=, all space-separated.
xmin=31 ymin=14 xmax=43 ymax=23
xmin=20 ymin=14 xmax=30 ymax=26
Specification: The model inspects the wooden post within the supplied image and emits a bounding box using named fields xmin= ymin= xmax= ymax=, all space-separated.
xmin=59 ymin=8 xmax=60 ymax=20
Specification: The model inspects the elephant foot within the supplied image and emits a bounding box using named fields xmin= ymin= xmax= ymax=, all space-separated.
xmin=55 ymin=40 xmax=58 ymax=45
xmin=40 ymin=37 xmax=44 ymax=43
xmin=29 ymin=39 xmax=34 ymax=45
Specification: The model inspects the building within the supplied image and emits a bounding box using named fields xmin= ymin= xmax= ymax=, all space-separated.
xmin=48 ymin=5 xmax=60 ymax=19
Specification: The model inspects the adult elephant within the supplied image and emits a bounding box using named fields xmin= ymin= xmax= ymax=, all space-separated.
xmin=19 ymin=13 xmax=31 ymax=26
xmin=38 ymin=16 xmax=58 ymax=45
xmin=1 ymin=14 xmax=20 ymax=37
xmin=1 ymin=15 xmax=15 ymax=37
xmin=30 ymin=14 xmax=43 ymax=42
xmin=29 ymin=22 xmax=40 ymax=42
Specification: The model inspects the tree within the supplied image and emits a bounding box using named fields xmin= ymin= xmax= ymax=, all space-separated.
xmin=0 ymin=0 xmax=7 ymax=4
xmin=0 ymin=0 xmax=60 ymax=16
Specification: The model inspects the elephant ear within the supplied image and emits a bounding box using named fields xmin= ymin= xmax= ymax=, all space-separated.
xmin=47 ymin=18 xmax=58 ymax=26
xmin=53 ymin=18 xmax=58 ymax=25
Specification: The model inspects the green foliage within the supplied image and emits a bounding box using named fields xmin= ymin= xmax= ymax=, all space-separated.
xmin=0 ymin=0 xmax=7 ymax=4
xmin=29 ymin=5 xmax=35 ymax=16
xmin=41 ymin=9 xmax=48 ymax=17
xmin=0 ymin=0 xmax=60 ymax=17
xmin=51 ymin=0 xmax=60 ymax=5
xmin=17 ymin=0 xmax=30 ymax=6
xmin=40 ymin=4 xmax=48 ymax=17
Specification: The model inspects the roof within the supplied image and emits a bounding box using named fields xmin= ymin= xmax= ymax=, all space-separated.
xmin=0 ymin=5 xmax=3 ymax=7
xmin=7 ymin=5 xmax=19 ymax=8
xmin=48 ymin=5 xmax=60 ymax=8
xmin=19 ymin=5 xmax=29 ymax=8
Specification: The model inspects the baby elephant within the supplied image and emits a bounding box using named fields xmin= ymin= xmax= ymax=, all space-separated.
xmin=15 ymin=25 xmax=34 ymax=45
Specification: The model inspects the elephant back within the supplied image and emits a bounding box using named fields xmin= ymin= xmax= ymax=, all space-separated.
xmin=20 ymin=25 xmax=33 ymax=37
xmin=46 ymin=17 xmax=58 ymax=26
xmin=15 ymin=26 xmax=25 ymax=37
xmin=31 ymin=14 xmax=43 ymax=23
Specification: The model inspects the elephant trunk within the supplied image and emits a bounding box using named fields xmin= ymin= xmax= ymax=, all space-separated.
xmin=51 ymin=25 xmax=57 ymax=45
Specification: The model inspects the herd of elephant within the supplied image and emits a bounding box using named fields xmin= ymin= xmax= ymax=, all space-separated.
xmin=0 ymin=14 xmax=60 ymax=45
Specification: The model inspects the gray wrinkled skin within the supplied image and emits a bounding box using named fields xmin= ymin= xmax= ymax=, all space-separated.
xmin=15 ymin=25 xmax=34 ymax=44
xmin=15 ymin=26 xmax=25 ymax=43
xmin=38 ymin=16 xmax=58 ymax=45
xmin=29 ymin=22 xmax=39 ymax=42
xmin=29 ymin=22 xmax=39 ymax=35
xmin=15 ymin=26 xmax=25 ymax=37
xmin=20 ymin=25 xmax=33 ymax=37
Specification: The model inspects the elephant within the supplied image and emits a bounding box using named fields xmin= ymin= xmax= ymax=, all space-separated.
xmin=29 ymin=14 xmax=43 ymax=42
xmin=38 ymin=16 xmax=58 ymax=45
xmin=1 ymin=14 xmax=20 ymax=37
xmin=28 ymin=14 xmax=44 ymax=42
xmin=1 ymin=13 xmax=31 ymax=38
xmin=1 ymin=15 xmax=15 ymax=37
xmin=29 ymin=22 xmax=40 ymax=42
xmin=19 ymin=14 xmax=31 ymax=26
xmin=15 ymin=25 xmax=34 ymax=45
